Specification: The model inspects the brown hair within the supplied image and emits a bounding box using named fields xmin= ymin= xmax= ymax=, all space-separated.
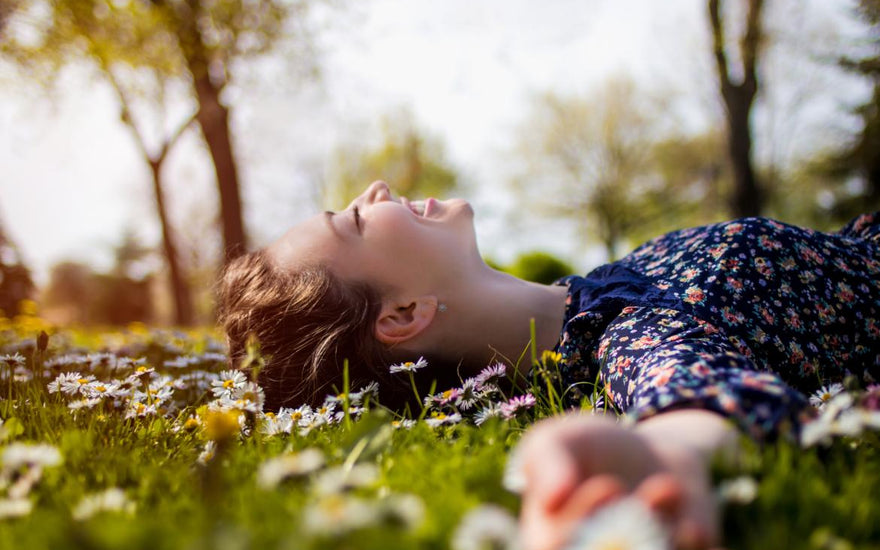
xmin=216 ymin=248 xmax=409 ymax=410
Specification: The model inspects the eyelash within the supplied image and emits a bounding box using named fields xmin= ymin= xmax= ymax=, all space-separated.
xmin=353 ymin=206 xmax=361 ymax=232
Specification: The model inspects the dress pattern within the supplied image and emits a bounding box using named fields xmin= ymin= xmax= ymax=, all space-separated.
xmin=552 ymin=213 xmax=880 ymax=439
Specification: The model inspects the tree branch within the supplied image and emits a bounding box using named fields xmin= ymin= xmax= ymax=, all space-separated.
xmin=708 ymin=0 xmax=731 ymax=95
xmin=741 ymin=0 xmax=764 ymax=95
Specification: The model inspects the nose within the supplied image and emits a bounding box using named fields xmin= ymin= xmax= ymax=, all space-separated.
xmin=364 ymin=180 xmax=393 ymax=204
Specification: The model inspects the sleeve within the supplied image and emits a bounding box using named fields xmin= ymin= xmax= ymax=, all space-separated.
xmin=597 ymin=307 xmax=809 ymax=441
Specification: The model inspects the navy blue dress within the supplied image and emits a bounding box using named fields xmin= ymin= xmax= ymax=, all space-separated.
xmin=552 ymin=213 xmax=880 ymax=438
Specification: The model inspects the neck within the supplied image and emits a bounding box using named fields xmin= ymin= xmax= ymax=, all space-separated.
xmin=437 ymin=266 xmax=569 ymax=375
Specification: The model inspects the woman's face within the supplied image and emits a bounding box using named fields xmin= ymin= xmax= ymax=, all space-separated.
xmin=268 ymin=181 xmax=480 ymax=295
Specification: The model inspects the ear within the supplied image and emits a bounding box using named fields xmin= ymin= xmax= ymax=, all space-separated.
xmin=374 ymin=295 xmax=439 ymax=345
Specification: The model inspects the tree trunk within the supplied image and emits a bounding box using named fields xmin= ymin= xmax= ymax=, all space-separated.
xmin=708 ymin=0 xmax=765 ymax=218
xmin=149 ymin=160 xmax=195 ymax=326
xmin=192 ymin=73 xmax=248 ymax=262
xmin=722 ymin=85 xmax=762 ymax=218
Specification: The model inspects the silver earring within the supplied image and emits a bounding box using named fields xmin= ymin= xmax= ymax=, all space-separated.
xmin=438 ymin=303 xmax=447 ymax=312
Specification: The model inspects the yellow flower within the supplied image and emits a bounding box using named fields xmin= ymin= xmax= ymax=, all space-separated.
xmin=205 ymin=410 xmax=241 ymax=442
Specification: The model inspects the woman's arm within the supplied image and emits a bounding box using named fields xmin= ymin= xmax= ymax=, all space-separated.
xmin=517 ymin=409 xmax=737 ymax=550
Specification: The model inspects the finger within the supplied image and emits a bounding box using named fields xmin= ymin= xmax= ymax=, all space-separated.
xmin=675 ymin=517 xmax=714 ymax=550
xmin=634 ymin=473 xmax=685 ymax=522
xmin=557 ymin=474 xmax=627 ymax=522
xmin=522 ymin=438 xmax=580 ymax=513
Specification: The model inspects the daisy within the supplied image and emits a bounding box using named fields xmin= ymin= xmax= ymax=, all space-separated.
xmin=391 ymin=419 xmax=417 ymax=430
xmin=211 ymin=370 xmax=248 ymax=398
xmin=256 ymin=449 xmax=326 ymax=489
xmin=197 ymin=441 xmax=217 ymax=465
xmin=2 ymin=443 xmax=62 ymax=470
xmin=301 ymin=494 xmax=381 ymax=535
xmin=164 ymin=356 xmax=200 ymax=369
xmin=72 ymin=488 xmax=136 ymax=521
xmin=259 ymin=411 xmax=294 ymax=436
xmin=565 ymin=497 xmax=671 ymax=550
xmin=377 ymin=493 xmax=425 ymax=530
xmin=474 ymin=403 xmax=504 ymax=426
xmin=0 ymin=353 xmax=26 ymax=367
xmin=451 ymin=504 xmax=519 ymax=550
xmin=46 ymin=372 xmax=84 ymax=395
xmin=474 ymin=363 xmax=507 ymax=389
xmin=717 ymin=476 xmax=759 ymax=505
xmin=124 ymin=400 xmax=158 ymax=419
xmin=68 ymin=398 xmax=103 ymax=410
xmin=389 ymin=357 xmax=428 ymax=374
xmin=0 ymin=498 xmax=32 ymax=519
xmin=312 ymin=463 xmax=379 ymax=495
xmin=456 ymin=379 xmax=482 ymax=411
xmin=84 ymin=381 xmax=124 ymax=400
xmin=809 ymin=383 xmax=845 ymax=409
xmin=500 ymin=393 xmax=537 ymax=419
xmin=424 ymin=412 xmax=463 ymax=428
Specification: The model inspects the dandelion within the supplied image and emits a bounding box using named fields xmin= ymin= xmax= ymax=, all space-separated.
xmin=204 ymin=409 xmax=242 ymax=442
xmin=564 ymin=497 xmax=671 ymax=550
xmin=256 ymin=449 xmax=326 ymax=489
xmin=389 ymin=357 xmax=428 ymax=373
xmin=500 ymin=393 xmax=537 ymax=419
xmin=451 ymin=504 xmax=520 ymax=550
xmin=809 ymin=383 xmax=844 ymax=409
xmin=211 ymin=370 xmax=247 ymax=399
xmin=72 ymin=488 xmax=136 ymax=521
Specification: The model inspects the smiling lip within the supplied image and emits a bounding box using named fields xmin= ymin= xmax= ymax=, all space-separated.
xmin=423 ymin=198 xmax=436 ymax=218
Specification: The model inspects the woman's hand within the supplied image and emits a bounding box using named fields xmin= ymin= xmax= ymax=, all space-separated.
xmin=516 ymin=411 xmax=734 ymax=550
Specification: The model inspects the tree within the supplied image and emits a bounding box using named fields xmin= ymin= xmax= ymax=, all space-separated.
xmin=708 ymin=0 xmax=766 ymax=217
xmin=0 ymin=216 xmax=34 ymax=318
xmin=327 ymin=111 xmax=459 ymax=209
xmin=1 ymin=0 xmax=319 ymax=266
xmin=512 ymin=77 xmax=677 ymax=261
xmin=817 ymin=0 xmax=880 ymax=220
xmin=42 ymin=232 xmax=155 ymax=325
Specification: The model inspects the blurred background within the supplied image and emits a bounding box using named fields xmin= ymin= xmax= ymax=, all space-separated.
xmin=0 ymin=0 xmax=878 ymax=327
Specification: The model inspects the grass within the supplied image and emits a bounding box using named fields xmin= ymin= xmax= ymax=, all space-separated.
xmin=0 ymin=311 xmax=879 ymax=549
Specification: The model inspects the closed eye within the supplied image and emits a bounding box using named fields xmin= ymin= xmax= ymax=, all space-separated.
xmin=353 ymin=205 xmax=361 ymax=233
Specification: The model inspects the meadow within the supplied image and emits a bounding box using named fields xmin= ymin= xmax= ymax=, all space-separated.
xmin=1 ymin=305 xmax=879 ymax=550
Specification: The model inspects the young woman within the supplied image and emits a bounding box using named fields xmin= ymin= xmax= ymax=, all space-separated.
xmin=217 ymin=180 xmax=880 ymax=549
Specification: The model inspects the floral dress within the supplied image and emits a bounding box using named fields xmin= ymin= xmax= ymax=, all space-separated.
xmin=553 ymin=213 xmax=880 ymax=439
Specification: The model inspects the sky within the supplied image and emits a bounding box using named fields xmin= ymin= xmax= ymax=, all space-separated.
xmin=0 ymin=0 xmax=869 ymax=285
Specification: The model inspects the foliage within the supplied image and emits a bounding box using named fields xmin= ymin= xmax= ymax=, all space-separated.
xmin=327 ymin=110 xmax=460 ymax=209
xmin=503 ymin=251 xmax=575 ymax=286
xmin=0 ymin=314 xmax=879 ymax=548
xmin=511 ymin=77 xmax=728 ymax=261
